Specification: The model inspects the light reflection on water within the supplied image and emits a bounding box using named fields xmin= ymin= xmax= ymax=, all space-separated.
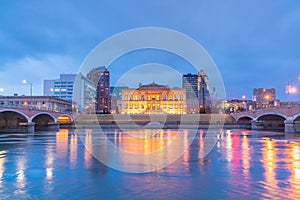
xmin=0 ymin=129 xmax=300 ymax=199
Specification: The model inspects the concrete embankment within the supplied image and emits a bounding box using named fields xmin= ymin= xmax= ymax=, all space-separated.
xmin=72 ymin=114 xmax=239 ymax=129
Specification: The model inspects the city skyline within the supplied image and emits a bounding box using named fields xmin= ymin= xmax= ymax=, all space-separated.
xmin=0 ymin=1 xmax=300 ymax=101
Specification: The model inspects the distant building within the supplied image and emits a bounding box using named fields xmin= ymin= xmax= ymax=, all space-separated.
xmin=87 ymin=66 xmax=106 ymax=84
xmin=182 ymin=73 xmax=198 ymax=99
xmin=198 ymin=70 xmax=211 ymax=113
xmin=0 ymin=96 xmax=73 ymax=113
xmin=253 ymin=88 xmax=278 ymax=109
xmin=44 ymin=74 xmax=76 ymax=101
xmin=73 ymin=73 xmax=96 ymax=113
xmin=87 ymin=67 xmax=111 ymax=113
xmin=44 ymin=74 xmax=96 ymax=113
xmin=110 ymin=86 xmax=128 ymax=114
xmin=121 ymin=82 xmax=186 ymax=114
xmin=182 ymin=70 xmax=211 ymax=113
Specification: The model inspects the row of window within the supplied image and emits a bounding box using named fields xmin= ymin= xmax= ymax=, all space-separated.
xmin=124 ymin=94 xmax=184 ymax=101
xmin=54 ymin=81 xmax=73 ymax=84
xmin=124 ymin=104 xmax=183 ymax=109
xmin=54 ymin=85 xmax=73 ymax=88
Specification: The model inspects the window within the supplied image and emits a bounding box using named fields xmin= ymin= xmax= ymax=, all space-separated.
xmin=152 ymin=95 xmax=155 ymax=100
xmin=170 ymin=95 xmax=173 ymax=100
xmin=157 ymin=95 xmax=160 ymax=100
xmin=170 ymin=104 xmax=173 ymax=109
xmin=175 ymin=95 xmax=178 ymax=100
xmin=180 ymin=95 xmax=183 ymax=100
xmin=175 ymin=104 xmax=178 ymax=109
xmin=163 ymin=95 xmax=166 ymax=101
xmin=180 ymin=104 xmax=183 ymax=109
xmin=124 ymin=95 xmax=128 ymax=100
xmin=135 ymin=95 xmax=138 ymax=101
xmin=141 ymin=95 xmax=145 ymax=101
xmin=148 ymin=95 xmax=151 ymax=100
xmin=130 ymin=95 xmax=133 ymax=100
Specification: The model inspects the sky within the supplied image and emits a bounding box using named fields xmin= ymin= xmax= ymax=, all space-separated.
xmin=0 ymin=0 xmax=300 ymax=101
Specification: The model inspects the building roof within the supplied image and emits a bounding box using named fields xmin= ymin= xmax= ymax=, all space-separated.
xmin=137 ymin=82 xmax=170 ymax=90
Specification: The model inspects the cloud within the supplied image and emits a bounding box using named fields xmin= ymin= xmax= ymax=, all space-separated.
xmin=0 ymin=54 xmax=79 ymax=96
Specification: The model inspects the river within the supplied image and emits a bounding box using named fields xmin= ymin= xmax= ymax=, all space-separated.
xmin=1 ymin=128 xmax=300 ymax=199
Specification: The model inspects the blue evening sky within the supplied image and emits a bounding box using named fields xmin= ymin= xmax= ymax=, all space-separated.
xmin=0 ymin=0 xmax=299 ymax=101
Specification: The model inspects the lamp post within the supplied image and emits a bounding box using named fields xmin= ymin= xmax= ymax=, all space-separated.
xmin=23 ymin=80 xmax=32 ymax=109
xmin=0 ymin=88 xmax=3 ymax=93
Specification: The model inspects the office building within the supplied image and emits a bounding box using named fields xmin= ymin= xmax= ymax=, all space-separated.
xmin=182 ymin=70 xmax=211 ymax=113
xmin=44 ymin=74 xmax=76 ymax=101
xmin=253 ymin=88 xmax=278 ymax=109
xmin=87 ymin=67 xmax=111 ymax=113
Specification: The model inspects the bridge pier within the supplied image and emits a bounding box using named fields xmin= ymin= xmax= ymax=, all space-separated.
xmin=0 ymin=122 xmax=35 ymax=134
xmin=284 ymin=118 xmax=300 ymax=134
xmin=35 ymin=122 xmax=60 ymax=132
xmin=251 ymin=120 xmax=264 ymax=130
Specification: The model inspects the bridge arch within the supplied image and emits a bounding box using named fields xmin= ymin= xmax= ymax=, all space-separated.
xmin=255 ymin=112 xmax=287 ymax=121
xmin=236 ymin=115 xmax=254 ymax=122
xmin=256 ymin=113 xmax=286 ymax=131
xmin=56 ymin=114 xmax=73 ymax=124
xmin=293 ymin=114 xmax=300 ymax=123
xmin=30 ymin=112 xmax=56 ymax=124
xmin=0 ymin=109 xmax=29 ymax=129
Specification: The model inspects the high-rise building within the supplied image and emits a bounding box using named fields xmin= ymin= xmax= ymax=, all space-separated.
xmin=182 ymin=73 xmax=198 ymax=99
xmin=198 ymin=70 xmax=211 ymax=113
xmin=44 ymin=74 xmax=76 ymax=101
xmin=87 ymin=66 xmax=106 ymax=84
xmin=182 ymin=70 xmax=211 ymax=113
xmin=253 ymin=88 xmax=277 ymax=109
xmin=87 ymin=67 xmax=111 ymax=113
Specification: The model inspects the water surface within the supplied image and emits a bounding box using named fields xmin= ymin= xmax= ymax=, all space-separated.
xmin=1 ymin=129 xmax=300 ymax=199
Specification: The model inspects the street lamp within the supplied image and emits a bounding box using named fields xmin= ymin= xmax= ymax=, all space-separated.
xmin=23 ymin=79 xmax=32 ymax=109
xmin=0 ymin=88 xmax=3 ymax=92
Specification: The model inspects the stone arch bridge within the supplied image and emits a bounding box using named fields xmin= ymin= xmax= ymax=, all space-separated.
xmin=0 ymin=106 xmax=74 ymax=133
xmin=232 ymin=105 xmax=300 ymax=133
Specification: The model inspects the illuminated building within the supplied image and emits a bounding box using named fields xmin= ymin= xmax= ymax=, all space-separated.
xmin=121 ymin=82 xmax=186 ymax=114
xmin=253 ymin=88 xmax=278 ymax=109
xmin=87 ymin=67 xmax=111 ymax=113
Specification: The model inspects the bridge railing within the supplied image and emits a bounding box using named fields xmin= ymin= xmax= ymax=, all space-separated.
xmin=0 ymin=105 xmax=72 ymax=114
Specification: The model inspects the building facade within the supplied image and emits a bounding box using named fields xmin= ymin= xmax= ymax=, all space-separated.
xmin=72 ymin=73 xmax=96 ymax=113
xmin=182 ymin=73 xmax=198 ymax=99
xmin=87 ymin=67 xmax=111 ymax=113
xmin=253 ymin=88 xmax=278 ymax=109
xmin=121 ymin=82 xmax=186 ymax=114
xmin=182 ymin=70 xmax=211 ymax=113
xmin=44 ymin=74 xmax=76 ymax=101
xmin=0 ymin=96 xmax=73 ymax=112
xmin=110 ymin=86 xmax=128 ymax=114
xmin=198 ymin=70 xmax=211 ymax=113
